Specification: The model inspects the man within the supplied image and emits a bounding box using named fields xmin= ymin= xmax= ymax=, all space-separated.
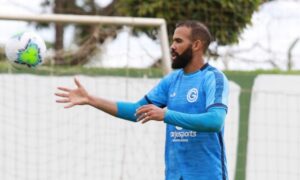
xmin=55 ymin=20 xmax=229 ymax=180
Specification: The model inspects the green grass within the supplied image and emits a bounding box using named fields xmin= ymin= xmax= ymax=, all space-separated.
xmin=2 ymin=60 xmax=300 ymax=77
xmin=0 ymin=61 xmax=164 ymax=78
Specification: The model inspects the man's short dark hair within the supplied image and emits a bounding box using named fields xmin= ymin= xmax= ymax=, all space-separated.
xmin=176 ymin=20 xmax=212 ymax=53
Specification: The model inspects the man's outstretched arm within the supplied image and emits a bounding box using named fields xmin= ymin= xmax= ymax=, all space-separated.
xmin=55 ymin=77 xmax=147 ymax=121
xmin=55 ymin=77 xmax=118 ymax=116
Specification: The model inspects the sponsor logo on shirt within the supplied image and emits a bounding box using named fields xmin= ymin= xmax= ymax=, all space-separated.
xmin=170 ymin=126 xmax=197 ymax=142
xmin=187 ymin=88 xmax=198 ymax=103
xmin=175 ymin=126 xmax=183 ymax=130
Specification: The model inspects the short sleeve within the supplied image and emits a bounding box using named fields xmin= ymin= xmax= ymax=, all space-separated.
xmin=146 ymin=73 xmax=174 ymax=108
xmin=204 ymin=70 xmax=229 ymax=111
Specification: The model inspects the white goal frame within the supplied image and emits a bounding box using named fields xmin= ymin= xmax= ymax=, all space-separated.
xmin=0 ymin=13 xmax=171 ymax=74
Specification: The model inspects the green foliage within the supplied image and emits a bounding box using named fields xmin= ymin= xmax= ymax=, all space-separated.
xmin=116 ymin=0 xmax=262 ymax=45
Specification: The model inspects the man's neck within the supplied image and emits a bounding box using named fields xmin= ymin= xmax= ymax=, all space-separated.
xmin=183 ymin=57 xmax=205 ymax=74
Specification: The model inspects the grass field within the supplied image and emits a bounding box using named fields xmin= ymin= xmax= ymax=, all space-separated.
xmin=0 ymin=61 xmax=164 ymax=77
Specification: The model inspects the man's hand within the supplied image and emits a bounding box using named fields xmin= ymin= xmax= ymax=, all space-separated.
xmin=136 ymin=104 xmax=165 ymax=124
xmin=55 ymin=77 xmax=89 ymax=108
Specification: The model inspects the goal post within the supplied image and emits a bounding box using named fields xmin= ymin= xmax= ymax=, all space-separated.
xmin=0 ymin=13 xmax=172 ymax=74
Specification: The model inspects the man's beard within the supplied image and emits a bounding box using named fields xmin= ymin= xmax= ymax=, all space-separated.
xmin=171 ymin=45 xmax=193 ymax=69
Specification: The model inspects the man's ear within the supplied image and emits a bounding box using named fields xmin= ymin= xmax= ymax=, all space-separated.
xmin=192 ymin=40 xmax=204 ymax=51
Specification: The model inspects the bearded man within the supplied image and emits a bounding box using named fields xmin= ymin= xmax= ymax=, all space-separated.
xmin=56 ymin=20 xmax=229 ymax=180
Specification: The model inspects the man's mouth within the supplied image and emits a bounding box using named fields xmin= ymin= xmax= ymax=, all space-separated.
xmin=171 ymin=52 xmax=178 ymax=60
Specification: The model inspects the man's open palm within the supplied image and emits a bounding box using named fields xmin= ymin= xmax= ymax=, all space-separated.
xmin=55 ymin=78 xmax=89 ymax=108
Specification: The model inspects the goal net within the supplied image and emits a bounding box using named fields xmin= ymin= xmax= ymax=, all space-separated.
xmin=246 ymin=75 xmax=300 ymax=180
xmin=0 ymin=74 xmax=240 ymax=180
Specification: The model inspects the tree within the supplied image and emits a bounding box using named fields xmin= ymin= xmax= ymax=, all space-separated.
xmin=115 ymin=0 xmax=262 ymax=45
xmin=41 ymin=0 xmax=118 ymax=65
xmin=41 ymin=0 xmax=263 ymax=65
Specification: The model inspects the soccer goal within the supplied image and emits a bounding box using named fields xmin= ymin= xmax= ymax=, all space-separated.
xmin=0 ymin=13 xmax=174 ymax=180
xmin=0 ymin=13 xmax=240 ymax=180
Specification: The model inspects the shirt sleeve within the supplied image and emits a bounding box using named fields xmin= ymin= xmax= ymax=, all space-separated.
xmin=164 ymin=107 xmax=226 ymax=132
xmin=116 ymin=97 xmax=149 ymax=122
xmin=145 ymin=73 xmax=173 ymax=108
xmin=204 ymin=70 xmax=229 ymax=111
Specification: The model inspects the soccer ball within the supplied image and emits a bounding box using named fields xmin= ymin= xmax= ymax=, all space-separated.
xmin=5 ymin=31 xmax=47 ymax=68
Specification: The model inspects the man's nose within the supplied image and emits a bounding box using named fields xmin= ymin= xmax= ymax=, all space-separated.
xmin=170 ymin=45 xmax=176 ymax=52
xmin=170 ymin=43 xmax=176 ymax=50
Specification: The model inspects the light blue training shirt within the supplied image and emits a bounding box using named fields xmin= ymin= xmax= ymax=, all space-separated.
xmin=145 ymin=63 xmax=229 ymax=180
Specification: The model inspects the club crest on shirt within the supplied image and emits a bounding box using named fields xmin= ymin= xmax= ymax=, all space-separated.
xmin=187 ymin=88 xmax=198 ymax=103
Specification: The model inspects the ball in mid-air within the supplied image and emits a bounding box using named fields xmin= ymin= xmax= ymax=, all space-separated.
xmin=5 ymin=31 xmax=46 ymax=68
